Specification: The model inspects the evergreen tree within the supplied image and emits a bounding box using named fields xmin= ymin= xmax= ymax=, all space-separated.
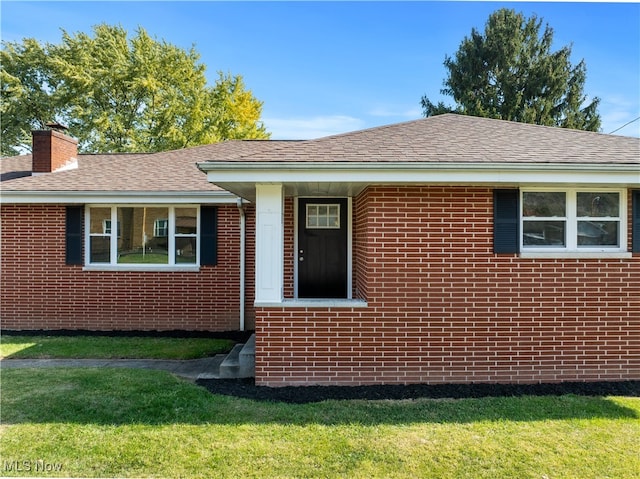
xmin=421 ymin=9 xmax=601 ymax=131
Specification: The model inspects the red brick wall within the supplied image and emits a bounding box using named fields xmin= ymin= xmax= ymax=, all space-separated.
xmin=243 ymin=205 xmax=256 ymax=330
xmin=353 ymin=192 xmax=369 ymax=301
xmin=32 ymin=130 xmax=78 ymax=173
xmin=1 ymin=204 xmax=253 ymax=331
xmin=256 ymin=186 xmax=639 ymax=386
xmin=283 ymin=198 xmax=295 ymax=299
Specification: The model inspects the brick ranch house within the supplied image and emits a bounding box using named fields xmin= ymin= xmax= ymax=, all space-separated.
xmin=1 ymin=114 xmax=639 ymax=386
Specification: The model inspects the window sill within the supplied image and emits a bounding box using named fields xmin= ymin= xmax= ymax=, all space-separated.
xmin=520 ymin=252 xmax=632 ymax=259
xmin=255 ymin=298 xmax=368 ymax=308
xmin=83 ymin=265 xmax=200 ymax=272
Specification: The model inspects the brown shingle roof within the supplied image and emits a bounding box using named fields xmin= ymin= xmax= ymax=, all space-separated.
xmin=2 ymin=115 xmax=637 ymax=195
xmin=207 ymin=114 xmax=640 ymax=164
xmin=1 ymin=140 xmax=292 ymax=192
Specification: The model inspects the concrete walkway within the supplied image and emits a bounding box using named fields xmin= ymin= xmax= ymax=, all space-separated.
xmin=0 ymin=355 xmax=226 ymax=381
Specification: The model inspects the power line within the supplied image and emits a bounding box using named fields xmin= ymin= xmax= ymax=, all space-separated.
xmin=608 ymin=116 xmax=640 ymax=134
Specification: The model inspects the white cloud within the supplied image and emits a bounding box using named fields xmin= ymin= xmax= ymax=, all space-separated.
xmin=263 ymin=115 xmax=367 ymax=140
xmin=598 ymin=95 xmax=640 ymax=137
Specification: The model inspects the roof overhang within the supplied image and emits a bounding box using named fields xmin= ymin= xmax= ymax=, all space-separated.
xmin=0 ymin=190 xmax=239 ymax=205
xmin=197 ymin=161 xmax=640 ymax=201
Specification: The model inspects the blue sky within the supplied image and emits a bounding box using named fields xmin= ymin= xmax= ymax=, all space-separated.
xmin=2 ymin=1 xmax=639 ymax=138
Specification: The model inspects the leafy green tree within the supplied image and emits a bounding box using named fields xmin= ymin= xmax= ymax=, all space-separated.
xmin=1 ymin=24 xmax=268 ymax=156
xmin=421 ymin=8 xmax=601 ymax=131
xmin=1 ymin=39 xmax=63 ymax=156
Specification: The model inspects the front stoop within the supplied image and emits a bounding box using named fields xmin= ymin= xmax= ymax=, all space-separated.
xmin=218 ymin=334 xmax=255 ymax=379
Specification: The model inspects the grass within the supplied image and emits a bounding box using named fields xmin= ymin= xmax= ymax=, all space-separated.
xmin=1 ymin=368 xmax=639 ymax=478
xmin=0 ymin=335 xmax=235 ymax=360
xmin=118 ymin=253 xmax=169 ymax=264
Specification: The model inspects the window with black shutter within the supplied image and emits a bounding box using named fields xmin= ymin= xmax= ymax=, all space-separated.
xmin=200 ymin=206 xmax=218 ymax=266
xmin=493 ymin=189 xmax=520 ymax=254
xmin=84 ymin=205 xmax=213 ymax=267
xmin=65 ymin=205 xmax=83 ymax=265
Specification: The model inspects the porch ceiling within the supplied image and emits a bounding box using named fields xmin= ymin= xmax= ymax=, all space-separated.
xmin=213 ymin=180 xmax=369 ymax=201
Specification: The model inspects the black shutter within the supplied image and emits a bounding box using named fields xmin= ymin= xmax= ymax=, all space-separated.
xmin=633 ymin=190 xmax=640 ymax=253
xmin=494 ymin=189 xmax=520 ymax=254
xmin=200 ymin=206 xmax=218 ymax=265
xmin=65 ymin=205 xmax=83 ymax=265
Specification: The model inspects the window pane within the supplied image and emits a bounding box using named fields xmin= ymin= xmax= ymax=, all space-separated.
xmin=90 ymin=237 xmax=110 ymax=263
xmin=578 ymin=221 xmax=619 ymax=246
xmin=154 ymin=219 xmax=168 ymax=237
xmin=306 ymin=203 xmax=340 ymax=229
xmin=90 ymin=208 xmax=111 ymax=234
xmin=523 ymin=221 xmax=566 ymax=246
xmin=523 ymin=192 xmax=566 ymax=217
xmin=176 ymin=237 xmax=197 ymax=264
xmin=117 ymin=207 xmax=168 ymax=264
xmin=577 ymin=193 xmax=619 ymax=217
xmin=176 ymin=208 xmax=197 ymax=234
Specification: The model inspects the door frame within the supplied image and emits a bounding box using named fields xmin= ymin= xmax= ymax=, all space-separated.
xmin=294 ymin=196 xmax=352 ymax=299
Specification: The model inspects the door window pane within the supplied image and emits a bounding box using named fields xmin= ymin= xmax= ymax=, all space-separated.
xmin=306 ymin=204 xmax=340 ymax=229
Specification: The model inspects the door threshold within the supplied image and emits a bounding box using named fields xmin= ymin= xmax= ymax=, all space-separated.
xmin=255 ymin=299 xmax=368 ymax=308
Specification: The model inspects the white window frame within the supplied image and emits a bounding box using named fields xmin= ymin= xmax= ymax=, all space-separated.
xmin=154 ymin=218 xmax=169 ymax=237
xmin=85 ymin=205 xmax=200 ymax=269
xmin=305 ymin=203 xmax=341 ymax=229
xmin=102 ymin=219 xmax=121 ymax=236
xmin=520 ymin=188 xmax=627 ymax=254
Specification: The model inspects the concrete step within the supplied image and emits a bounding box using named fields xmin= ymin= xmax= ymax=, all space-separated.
xmin=219 ymin=334 xmax=255 ymax=379
xmin=219 ymin=343 xmax=243 ymax=378
xmin=239 ymin=334 xmax=255 ymax=378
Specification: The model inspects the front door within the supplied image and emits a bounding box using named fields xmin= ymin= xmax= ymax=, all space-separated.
xmin=298 ymin=198 xmax=348 ymax=298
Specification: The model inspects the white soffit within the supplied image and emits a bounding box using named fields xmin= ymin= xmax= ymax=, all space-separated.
xmin=199 ymin=162 xmax=640 ymax=200
xmin=0 ymin=190 xmax=239 ymax=204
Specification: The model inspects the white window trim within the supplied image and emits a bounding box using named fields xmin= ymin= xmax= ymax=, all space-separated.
xmin=305 ymin=203 xmax=341 ymax=229
xmin=154 ymin=218 xmax=169 ymax=238
xmin=520 ymin=188 xmax=627 ymax=254
xmin=84 ymin=205 xmax=200 ymax=270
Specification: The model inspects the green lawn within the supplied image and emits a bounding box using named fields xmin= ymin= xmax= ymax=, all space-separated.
xmin=1 ymin=368 xmax=639 ymax=478
xmin=0 ymin=335 xmax=235 ymax=360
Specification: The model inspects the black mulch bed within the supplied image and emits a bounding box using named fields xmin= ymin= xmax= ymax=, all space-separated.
xmin=2 ymin=329 xmax=254 ymax=343
xmin=197 ymin=378 xmax=640 ymax=404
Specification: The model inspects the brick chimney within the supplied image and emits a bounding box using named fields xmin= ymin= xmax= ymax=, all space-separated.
xmin=32 ymin=125 xmax=78 ymax=174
